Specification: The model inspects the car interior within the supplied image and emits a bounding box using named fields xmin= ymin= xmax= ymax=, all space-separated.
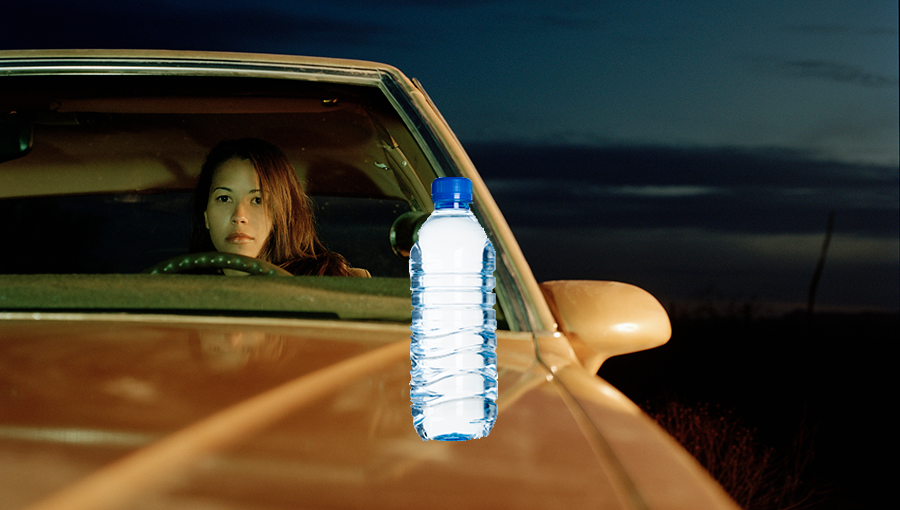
xmin=1 ymin=74 xmax=435 ymax=278
xmin=0 ymin=73 xmax=486 ymax=324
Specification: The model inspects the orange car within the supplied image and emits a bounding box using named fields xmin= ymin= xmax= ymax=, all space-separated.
xmin=0 ymin=50 xmax=738 ymax=510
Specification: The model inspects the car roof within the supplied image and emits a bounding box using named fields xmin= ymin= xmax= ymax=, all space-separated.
xmin=0 ymin=49 xmax=402 ymax=73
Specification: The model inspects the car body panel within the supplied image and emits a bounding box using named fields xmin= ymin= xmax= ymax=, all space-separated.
xmin=1 ymin=317 xmax=732 ymax=510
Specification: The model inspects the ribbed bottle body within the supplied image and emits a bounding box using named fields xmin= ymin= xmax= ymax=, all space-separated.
xmin=410 ymin=208 xmax=497 ymax=441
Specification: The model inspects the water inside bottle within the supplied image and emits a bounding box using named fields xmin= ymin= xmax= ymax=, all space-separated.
xmin=410 ymin=207 xmax=498 ymax=441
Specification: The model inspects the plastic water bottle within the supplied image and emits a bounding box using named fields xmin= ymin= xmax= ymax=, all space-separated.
xmin=410 ymin=177 xmax=498 ymax=441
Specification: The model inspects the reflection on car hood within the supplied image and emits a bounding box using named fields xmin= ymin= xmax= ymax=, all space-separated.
xmin=0 ymin=317 xmax=735 ymax=510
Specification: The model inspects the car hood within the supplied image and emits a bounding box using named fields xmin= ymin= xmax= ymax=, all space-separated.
xmin=0 ymin=316 xmax=735 ymax=510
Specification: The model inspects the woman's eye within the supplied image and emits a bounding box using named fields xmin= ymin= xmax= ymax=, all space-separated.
xmin=252 ymin=197 xmax=263 ymax=205
xmin=215 ymin=195 xmax=231 ymax=203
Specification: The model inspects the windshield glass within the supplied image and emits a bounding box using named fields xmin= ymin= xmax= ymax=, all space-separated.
xmin=0 ymin=74 xmax=468 ymax=324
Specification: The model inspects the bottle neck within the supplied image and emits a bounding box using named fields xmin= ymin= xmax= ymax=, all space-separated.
xmin=434 ymin=200 xmax=471 ymax=211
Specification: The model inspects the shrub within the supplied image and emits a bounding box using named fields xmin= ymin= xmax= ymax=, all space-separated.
xmin=645 ymin=401 xmax=819 ymax=510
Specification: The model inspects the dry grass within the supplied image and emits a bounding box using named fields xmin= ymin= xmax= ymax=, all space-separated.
xmin=645 ymin=401 xmax=821 ymax=510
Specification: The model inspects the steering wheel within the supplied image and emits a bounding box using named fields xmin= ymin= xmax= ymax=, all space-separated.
xmin=143 ymin=252 xmax=292 ymax=276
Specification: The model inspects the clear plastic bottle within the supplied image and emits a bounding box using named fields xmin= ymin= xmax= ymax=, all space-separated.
xmin=409 ymin=177 xmax=498 ymax=441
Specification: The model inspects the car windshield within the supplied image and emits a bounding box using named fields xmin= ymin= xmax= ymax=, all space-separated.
xmin=0 ymin=73 xmax=505 ymax=325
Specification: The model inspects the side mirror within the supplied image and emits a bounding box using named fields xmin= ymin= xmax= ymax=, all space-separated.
xmin=390 ymin=211 xmax=428 ymax=258
xmin=540 ymin=280 xmax=672 ymax=373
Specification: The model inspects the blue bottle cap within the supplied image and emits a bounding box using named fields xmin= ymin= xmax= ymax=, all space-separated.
xmin=431 ymin=177 xmax=472 ymax=205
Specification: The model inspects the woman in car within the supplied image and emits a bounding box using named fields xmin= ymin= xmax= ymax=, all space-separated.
xmin=189 ymin=137 xmax=358 ymax=276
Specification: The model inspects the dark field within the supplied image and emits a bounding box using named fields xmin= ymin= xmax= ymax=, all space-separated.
xmin=599 ymin=308 xmax=898 ymax=510
xmin=471 ymin=141 xmax=898 ymax=508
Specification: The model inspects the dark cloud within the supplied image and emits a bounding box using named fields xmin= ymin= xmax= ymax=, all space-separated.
xmin=537 ymin=13 xmax=601 ymax=30
xmin=511 ymin=3 xmax=626 ymax=33
xmin=507 ymin=223 xmax=900 ymax=310
xmin=466 ymin=142 xmax=899 ymax=238
xmin=742 ymin=55 xmax=899 ymax=88
xmin=338 ymin=0 xmax=512 ymax=6
xmin=781 ymin=60 xmax=899 ymax=88
xmin=2 ymin=2 xmax=391 ymax=52
xmin=466 ymin=142 xmax=898 ymax=310
xmin=785 ymin=24 xmax=899 ymax=37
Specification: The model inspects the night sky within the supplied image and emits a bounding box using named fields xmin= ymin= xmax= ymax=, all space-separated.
xmin=4 ymin=0 xmax=897 ymax=311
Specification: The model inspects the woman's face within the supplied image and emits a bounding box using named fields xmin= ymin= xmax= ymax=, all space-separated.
xmin=204 ymin=158 xmax=273 ymax=260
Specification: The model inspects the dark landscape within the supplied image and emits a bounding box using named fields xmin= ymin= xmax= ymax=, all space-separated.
xmin=601 ymin=308 xmax=897 ymax=510
xmin=3 ymin=3 xmax=896 ymax=507
xmin=470 ymin=143 xmax=899 ymax=509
